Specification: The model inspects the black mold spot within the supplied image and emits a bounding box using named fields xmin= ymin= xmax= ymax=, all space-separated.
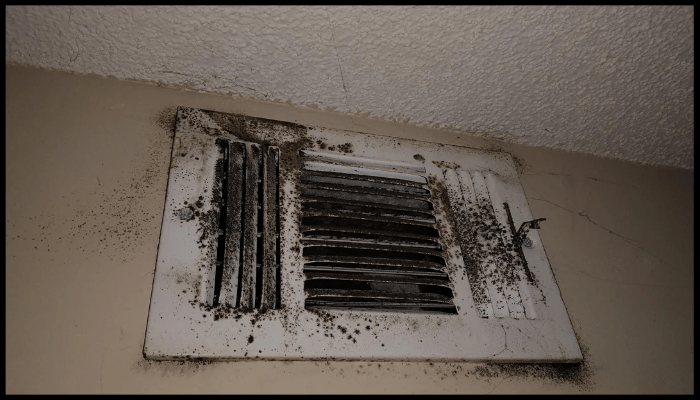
xmin=431 ymin=160 xmax=460 ymax=170
xmin=475 ymin=335 xmax=593 ymax=391
xmin=156 ymin=106 xmax=177 ymax=139
xmin=337 ymin=143 xmax=353 ymax=153
xmin=512 ymin=155 xmax=529 ymax=175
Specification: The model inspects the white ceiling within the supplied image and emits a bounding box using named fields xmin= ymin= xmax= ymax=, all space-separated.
xmin=5 ymin=6 xmax=694 ymax=169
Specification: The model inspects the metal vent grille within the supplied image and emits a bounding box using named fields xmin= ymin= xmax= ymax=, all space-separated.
xmin=442 ymin=168 xmax=538 ymax=320
xmin=299 ymin=150 xmax=457 ymax=314
xmin=146 ymin=107 xmax=582 ymax=361
xmin=205 ymin=138 xmax=280 ymax=310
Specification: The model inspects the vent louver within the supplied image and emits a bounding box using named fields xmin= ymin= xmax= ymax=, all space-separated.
xmin=207 ymin=138 xmax=280 ymax=311
xmin=299 ymin=150 xmax=457 ymax=314
xmin=442 ymin=168 xmax=537 ymax=320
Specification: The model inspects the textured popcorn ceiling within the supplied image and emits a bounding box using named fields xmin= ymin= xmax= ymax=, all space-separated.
xmin=5 ymin=6 xmax=694 ymax=169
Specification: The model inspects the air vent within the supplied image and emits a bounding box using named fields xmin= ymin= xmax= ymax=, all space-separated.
xmin=144 ymin=107 xmax=582 ymax=362
xmin=298 ymin=150 xmax=457 ymax=314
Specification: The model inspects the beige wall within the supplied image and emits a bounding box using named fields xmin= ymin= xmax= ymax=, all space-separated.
xmin=6 ymin=65 xmax=693 ymax=394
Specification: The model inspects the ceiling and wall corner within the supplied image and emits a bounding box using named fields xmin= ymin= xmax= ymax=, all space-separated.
xmin=5 ymin=6 xmax=694 ymax=170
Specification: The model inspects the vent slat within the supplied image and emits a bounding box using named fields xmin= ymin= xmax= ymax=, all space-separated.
xmin=301 ymin=216 xmax=439 ymax=238
xmin=305 ymin=279 xmax=454 ymax=298
xmin=302 ymin=244 xmax=446 ymax=265
xmin=477 ymin=172 xmax=526 ymax=319
xmin=302 ymin=200 xmax=436 ymax=224
xmin=304 ymin=262 xmax=448 ymax=278
xmin=299 ymin=169 xmax=426 ymax=188
xmin=304 ymin=271 xmax=451 ymax=287
xmin=301 ymin=181 xmax=431 ymax=201
xmin=304 ymin=300 xmax=457 ymax=313
xmin=301 ymin=172 xmax=431 ymax=197
xmin=442 ymin=168 xmax=494 ymax=318
xmin=304 ymin=253 xmax=446 ymax=271
xmin=459 ymin=171 xmax=510 ymax=319
xmin=304 ymin=255 xmax=446 ymax=270
xmin=218 ymin=141 xmax=246 ymax=308
xmin=301 ymin=226 xmax=438 ymax=243
xmin=302 ymin=210 xmax=435 ymax=228
xmin=304 ymin=266 xmax=448 ymax=279
xmin=302 ymin=161 xmax=427 ymax=184
xmin=203 ymin=141 xmax=227 ymax=306
xmin=301 ymin=195 xmax=433 ymax=215
xmin=305 ymin=289 xmax=453 ymax=304
xmin=261 ymin=146 xmax=280 ymax=309
xmin=301 ymin=232 xmax=441 ymax=250
xmin=300 ymin=150 xmax=426 ymax=173
xmin=301 ymin=187 xmax=432 ymax=210
xmin=239 ymin=143 xmax=262 ymax=309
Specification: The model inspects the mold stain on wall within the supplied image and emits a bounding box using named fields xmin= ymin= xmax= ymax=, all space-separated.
xmin=31 ymin=107 xmax=178 ymax=266
xmin=133 ymin=332 xmax=594 ymax=392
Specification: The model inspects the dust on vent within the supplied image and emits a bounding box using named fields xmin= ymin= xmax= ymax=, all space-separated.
xmin=143 ymin=107 xmax=582 ymax=362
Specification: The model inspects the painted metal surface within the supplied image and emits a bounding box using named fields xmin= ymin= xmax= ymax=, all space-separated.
xmin=144 ymin=107 xmax=582 ymax=362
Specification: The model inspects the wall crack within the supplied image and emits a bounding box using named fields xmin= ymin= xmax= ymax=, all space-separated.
xmin=491 ymin=325 xmax=509 ymax=357
xmin=577 ymin=210 xmax=658 ymax=260
xmin=530 ymin=198 xmax=659 ymax=261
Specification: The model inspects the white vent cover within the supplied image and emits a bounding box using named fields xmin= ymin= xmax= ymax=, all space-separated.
xmin=144 ymin=107 xmax=582 ymax=362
